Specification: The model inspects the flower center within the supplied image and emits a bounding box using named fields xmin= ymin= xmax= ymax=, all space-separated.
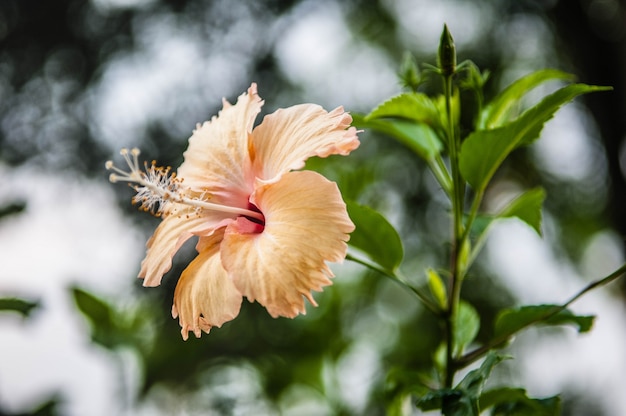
xmin=245 ymin=203 xmax=265 ymax=225
xmin=106 ymin=148 xmax=265 ymax=222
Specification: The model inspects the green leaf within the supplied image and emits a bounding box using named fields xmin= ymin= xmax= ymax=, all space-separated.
xmin=427 ymin=268 xmax=447 ymax=309
xmin=459 ymin=61 xmax=490 ymax=92
xmin=460 ymin=83 xmax=610 ymax=192
xmin=386 ymin=392 xmax=413 ymax=416
xmin=0 ymin=297 xmax=39 ymax=317
xmin=366 ymin=92 xmax=442 ymax=127
xmin=417 ymin=351 xmax=506 ymax=416
xmin=12 ymin=397 xmax=61 ymax=416
xmin=398 ymin=52 xmax=424 ymax=92
xmin=416 ymin=388 xmax=460 ymax=413
xmin=480 ymin=387 xmax=561 ymax=416
xmin=71 ymin=287 xmax=139 ymax=349
xmin=468 ymin=214 xmax=493 ymax=237
xmin=434 ymin=90 xmax=461 ymax=130
xmin=353 ymin=114 xmax=443 ymax=160
xmin=346 ymin=201 xmax=404 ymax=273
xmin=479 ymin=69 xmax=574 ymax=129
xmin=544 ymin=308 xmax=595 ymax=332
xmin=454 ymin=301 xmax=480 ymax=356
xmin=456 ymin=351 xmax=506 ymax=398
xmin=494 ymin=305 xmax=595 ymax=340
xmin=72 ymin=287 xmax=113 ymax=328
xmin=0 ymin=201 xmax=26 ymax=220
xmin=498 ymin=187 xmax=546 ymax=235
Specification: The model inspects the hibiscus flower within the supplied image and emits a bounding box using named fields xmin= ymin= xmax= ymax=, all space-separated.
xmin=106 ymin=83 xmax=360 ymax=339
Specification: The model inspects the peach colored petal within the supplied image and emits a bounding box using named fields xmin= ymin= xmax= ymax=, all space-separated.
xmin=172 ymin=231 xmax=242 ymax=340
xmin=221 ymin=170 xmax=354 ymax=318
xmin=177 ymin=83 xmax=263 ymax=207
xmin=250 ymin=104 xmax=359 ymax=182
xmin=139 ymin=206 xmax=232 ymax=287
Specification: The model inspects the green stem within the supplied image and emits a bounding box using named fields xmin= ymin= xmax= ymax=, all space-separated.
xmin=465 ymin=217 xmax=493 ymax=271
xmin=443 ymin=73 xmax=465 ymax=388
xmin=346 ymin=254 xmax=441 ymax=316
xmin=444 ymin=77 xmax=464 ymax=242
xmin=428 ymin=155 xmax=453 ymax=197
xmin=462 ymin=189 xmax=483 ymax=244
xmin=457 ymin=262 xmax=626 ymax=368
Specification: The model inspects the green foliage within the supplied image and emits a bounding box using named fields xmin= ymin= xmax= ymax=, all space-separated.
xmin=366 ymin=92 xmax=442 ymax=128
xmin=454 ymin=301 xmax=480 ymax=357
xmin=480 ymin=387 xmax=561 ymax=415
xmin=417 ymin=352 xmax=506 ymax=415
xmin=494 ymin=305 xmax=595 ymax=340
xmin=350 ymin=35 xmax=617 ymax=414
xmin=0 ymin=201 xmax=26 ymax=221
xmin=459 ymin=62 xmax=490 ymax=98
xmin=427 ymin=268 xmax=448 ymax=309
xmin=385 ymin=367 xmax=431 ymax=416
xmin=478 ymin=69 xmax=574 ymax=130
xmin=0 ymin=397 xmax=61 ymax=416
xmin=460 ymin=82 xmax=611 ymax=193
xmin=71 ymin=287 xmax=145 ymax=349
xmin=0 ymin=297 xmax=39 ymax=317
xmin=353 ymin=115 xmax=443 ymax=161
xmin=360 ymin=89 xmax=461 ymax=149
xmin=346 ymin=200 xmax=404 ymax=273
xmin=498 ymin=187 xmax=546 ymax=235
xmin=398 ymin=52 xmax=424 ymax=92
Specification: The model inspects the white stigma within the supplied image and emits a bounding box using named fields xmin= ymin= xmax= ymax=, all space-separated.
xmin=106 ymin=148 xmax=264 ymax=221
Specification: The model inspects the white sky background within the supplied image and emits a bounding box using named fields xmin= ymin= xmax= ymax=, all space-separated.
xmin=1 ymin=0 xmax=625 ymax=414
xmin=0 ymin=165 xmax=145 ymax=416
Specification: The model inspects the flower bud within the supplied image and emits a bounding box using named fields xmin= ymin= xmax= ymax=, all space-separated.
xmin=437 ymin=24 xmax=456 ymax=76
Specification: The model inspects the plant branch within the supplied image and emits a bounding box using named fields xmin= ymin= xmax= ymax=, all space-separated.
xmin=346 ymin=254 xmax=441 ymax=315
xmin=457 ymin=262 xmax=626 ymax=368
xmin=428 ymin=155 xmax=453 ymax=197
xmin=443 ymin=70 xmax=465 ymax=388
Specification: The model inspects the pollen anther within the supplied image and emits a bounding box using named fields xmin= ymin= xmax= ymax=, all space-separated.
xmin=107 ymin=147 xmax=264 ymax=221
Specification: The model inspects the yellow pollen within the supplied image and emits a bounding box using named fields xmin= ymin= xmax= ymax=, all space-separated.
xmin=106 ymin=147 xmax=264 ymax=221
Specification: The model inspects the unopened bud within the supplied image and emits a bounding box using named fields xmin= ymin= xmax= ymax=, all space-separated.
xmin=437 ymin=24 xmax=456 ymax=76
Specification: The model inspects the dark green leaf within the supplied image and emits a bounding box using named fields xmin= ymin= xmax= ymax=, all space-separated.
xmin=494 ymin=305 xmax=595 ymax=340
xmin=7 ymin=396 xmax=62 ymax=416
xmin=416 ymin=388 xmax=460 ymax=412
xmin=479 ymin=69 xmax=574 ymax=129
xmin=480 ymin=387 xmax=561 ymax=415
xmin=454 ymin=301 xmax=480 ymax=356
xmin=72 ymin=287 xmax=114 ymax=329
xmin=417 ymin=352 xmax=506 ymax=416
xmin=460 ymin=83 xmax=610 ymax=192
xmin=353 ymin=114 xmax=443 ymax=160
xmin=71 ymin=287 xmax=137 ymax=349
xmin=498 ymin=187 xmax=546 ymax=235
xmin=0 ymin=201 xmax=26 ymax=220
xmin=347 ymin=201 xmax=404 ymax=273
xmin=0 ymin=297 xmax=39 ymax=317
xmin=457 ymin=351 xmax=506 ymax=397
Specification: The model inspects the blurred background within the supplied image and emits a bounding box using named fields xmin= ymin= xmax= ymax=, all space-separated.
xmin=0 ymin=0 xmax=625 ymax=415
